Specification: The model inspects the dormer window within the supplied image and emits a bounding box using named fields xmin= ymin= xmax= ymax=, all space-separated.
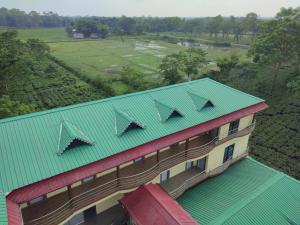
xmin=114 ymin=108 xmax=144 ymax=136
xmin=188 ymin=91 xmax=214 ymax=111
xmin=154 ymin=99 xmax=183 ymax=123
xmin=57 ymin=121 xmax=94 ymax=156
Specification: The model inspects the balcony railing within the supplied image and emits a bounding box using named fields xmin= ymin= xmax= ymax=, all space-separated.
xmin=22 ymin=123 xmax=255 ymax=225
xmin=162 ymin=152 xmax=248 ymax=199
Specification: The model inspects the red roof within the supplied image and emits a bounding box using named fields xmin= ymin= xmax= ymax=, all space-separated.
xmin=121 ymin=184 xmax=199 ymax=225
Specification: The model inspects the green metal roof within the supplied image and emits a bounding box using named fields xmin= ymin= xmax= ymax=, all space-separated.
xmin=177 ymin=157 xmax=300 ymax=225
xmin=0 ymin=78 xmax=264 ymax=193
xmin=57 ymin=121 xmax=94 ymax=155
xmin=114 ymin=108 xmax=145 ymax=136
xmin=188 ymin=91 xmax=214 ymax=111
xmin=154 ymin=99 xmax=184 ymax=123
xmin=0 ymin=192 xmax=7 ymax=224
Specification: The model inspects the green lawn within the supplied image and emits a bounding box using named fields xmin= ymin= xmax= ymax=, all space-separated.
xmin=13 ymin=27 xmax=70 ymax=42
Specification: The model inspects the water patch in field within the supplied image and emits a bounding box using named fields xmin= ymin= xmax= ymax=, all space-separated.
xmin=135 ymin=41 xmax=165 ymax=51
xmin=122 ymin=55 xmax=134 ymax=57
xmin=154 ymin=54 xmax=165 ymax=58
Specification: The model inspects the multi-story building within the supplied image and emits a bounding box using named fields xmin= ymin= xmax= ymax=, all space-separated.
xmin=0 ymin=78 xmax=298 ymax=225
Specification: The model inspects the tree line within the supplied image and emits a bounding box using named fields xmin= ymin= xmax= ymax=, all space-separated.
xmin=0 ymin=7 xmax=71 ymax=28
xmin=2 ymin=7 xmax=259 ymax=41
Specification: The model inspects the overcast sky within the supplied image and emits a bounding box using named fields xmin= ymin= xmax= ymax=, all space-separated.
xmin=0 ymin=0 xmax=299 ymax=17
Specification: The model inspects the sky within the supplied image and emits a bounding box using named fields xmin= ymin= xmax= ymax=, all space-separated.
xmin=0 ymin=0 xmax=299 ymax=17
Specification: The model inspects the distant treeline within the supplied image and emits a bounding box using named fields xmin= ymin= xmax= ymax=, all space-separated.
xmin=0 ymin=7 xmax=72 ymax=28
xmin=1 ymin=7 xmax=260 ymax=41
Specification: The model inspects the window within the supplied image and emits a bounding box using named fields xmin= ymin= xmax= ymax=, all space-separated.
xmin=160 ymin=170 xmax=170 ymax=183
xmin=186 ymin=161 xmax=193 ymax=170
xmin=223 ymin=144 xmax=235 ymax=163
xmin=82 ymin=175 xmax=95 ymax=184
xmin=29 ymin=196 xmax=45 ymax=205
xmin=196 ymin=157 xmax=207 ymax=172
xmin=133 ymin=156 xmax=144 ymax=163
xmin=228 ymin=120 xmax=240 ymax=135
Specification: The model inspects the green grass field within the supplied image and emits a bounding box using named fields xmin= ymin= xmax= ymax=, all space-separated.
xmin=13 ymin=28 xmax=247 ymax=82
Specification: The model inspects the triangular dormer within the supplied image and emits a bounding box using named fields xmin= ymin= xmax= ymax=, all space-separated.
xmin=114 ymin=108 xmax=144 ymax=136
xmin=57 ymin=121 xmax=94 ymax=155
xmin=154 ymin=99 xmax=183 ymax=123
xmin=188 ymin=91 xmax=214 ymax=111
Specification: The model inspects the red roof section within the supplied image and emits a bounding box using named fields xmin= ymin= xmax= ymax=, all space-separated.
xmin=121 ymin=184 xmax=199 ymax=225
xmin=8 ymin=102 xmax=268 ymax=204
xmin=6 ymin=199 xmax=22 ymax=225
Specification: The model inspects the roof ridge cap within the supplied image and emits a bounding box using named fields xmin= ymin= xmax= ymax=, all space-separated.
xmin=0 ymin=79 xmax=207 ymax=125
xmin=144 ymin=184 xmax=183 ymax=225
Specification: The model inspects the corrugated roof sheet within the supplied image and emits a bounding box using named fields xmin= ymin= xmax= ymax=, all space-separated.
xmin=154 ymin=99 xmax=184 ymax=123
xmin=57 ymin=121 xmax=94 ymax=155
xmin=121 ymin=184 xmax=199 ymax=225
xmin=177 ymin=157 xmax=300 ymax=225
xmin=0 ymin=192 xmax=7 ymax=225
xmin=0 ymin=78 xmax=264 ymax=193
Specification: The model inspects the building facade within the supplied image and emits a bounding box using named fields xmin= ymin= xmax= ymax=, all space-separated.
xmin=0 ymin=78 xmax=268 ymax=225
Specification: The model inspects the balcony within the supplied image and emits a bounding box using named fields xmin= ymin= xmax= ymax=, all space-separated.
xmin=161 ymin=152 xmax=248 ymax=199
xmin=22 ymin=124 xmax=254 ymax=225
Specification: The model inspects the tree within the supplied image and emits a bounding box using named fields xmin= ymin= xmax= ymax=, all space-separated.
xmin=207 ymin=15 xmax=223 ymax=38
xmin=248 ymin=19 xmax=296 ymax=94
xmin=120 ymin=66 xmax=150 ymax=91
xmin=216 ymin=54 xmax=239 ymax=75
xmin=119 ymin=16 xmax=136 ymax=35
xmin=243 ymin=12 xmax=258 ymax=38
xmin=75 ymin=18 xmax=98 ymax=37
xmin=160 ymin=54 xmax=184 ymax=85
xmin=179 ymin=48 xmax=207 ymax=81
xmin=96 ymin=23 xmax=109 ymax=38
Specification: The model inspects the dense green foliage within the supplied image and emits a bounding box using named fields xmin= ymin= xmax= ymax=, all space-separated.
xmin=1 ymin=6 xmax=262 ymax=44
xmin=66 ymin=18 xmax=109 ymax=38
xmin=0 ymin=7 xmax=71 ymax=28
xmin=0 ymin=31 xmax=106 ymax=118
xmin=207 ymin=7 xmax=300 ymax=180
xmin=160 ymin=48 xmax=207 ymax=83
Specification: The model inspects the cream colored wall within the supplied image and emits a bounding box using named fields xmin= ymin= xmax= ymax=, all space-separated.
xmin=120 ymin=160 xmax=133 ymax=169
xmin=47 ymin=187 xmax=68 ymax=198
xmin=151 ymin=174 xmax=161 ymax=184
xmin=239 ymin=114 xmax=254 ymax=131
xmin=169 ymin=162 xmax=186 ymax=177
xmin=218 ymin=123 xmax=229 ymax=140
xmin=58 ymin=188 xmax=137 ymax=225
xmin=145 ymin=151 xmax=157 ymax=159
xmin=96 ymin=167 xmax=116 ymax=178
xmin=207 ymin=134 xmax=250 ymax=171
xmin=96 ymin=193 xmax=124 ymax=214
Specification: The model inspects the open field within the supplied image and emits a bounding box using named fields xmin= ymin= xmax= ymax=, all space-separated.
xmin=12 ymin=28 xmax=247 ymax=80
xmin=49 ymin=36 xmax=248 ymax=80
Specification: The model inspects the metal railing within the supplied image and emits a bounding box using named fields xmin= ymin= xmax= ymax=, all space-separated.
xmin=23 ymin=123 xmax=255 ymax=225
xmin=165 ymin=152 xmax=248 ymax=199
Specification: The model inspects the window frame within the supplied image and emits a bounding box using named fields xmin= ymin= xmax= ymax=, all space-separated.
xmin=133 ymin=156 xmax=144 ymax=163
xmin=228 ymin=119 xmax=240 ymax=135
xmin=223 ymin=144 xmax=235 ymax=163
xmin=160 ymin=170 xmax=170 ymax=183
xmin=82 ymin=175 xmax=95 ymax=184
xmin=28 ymin=195 xmax=45 ymax=205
